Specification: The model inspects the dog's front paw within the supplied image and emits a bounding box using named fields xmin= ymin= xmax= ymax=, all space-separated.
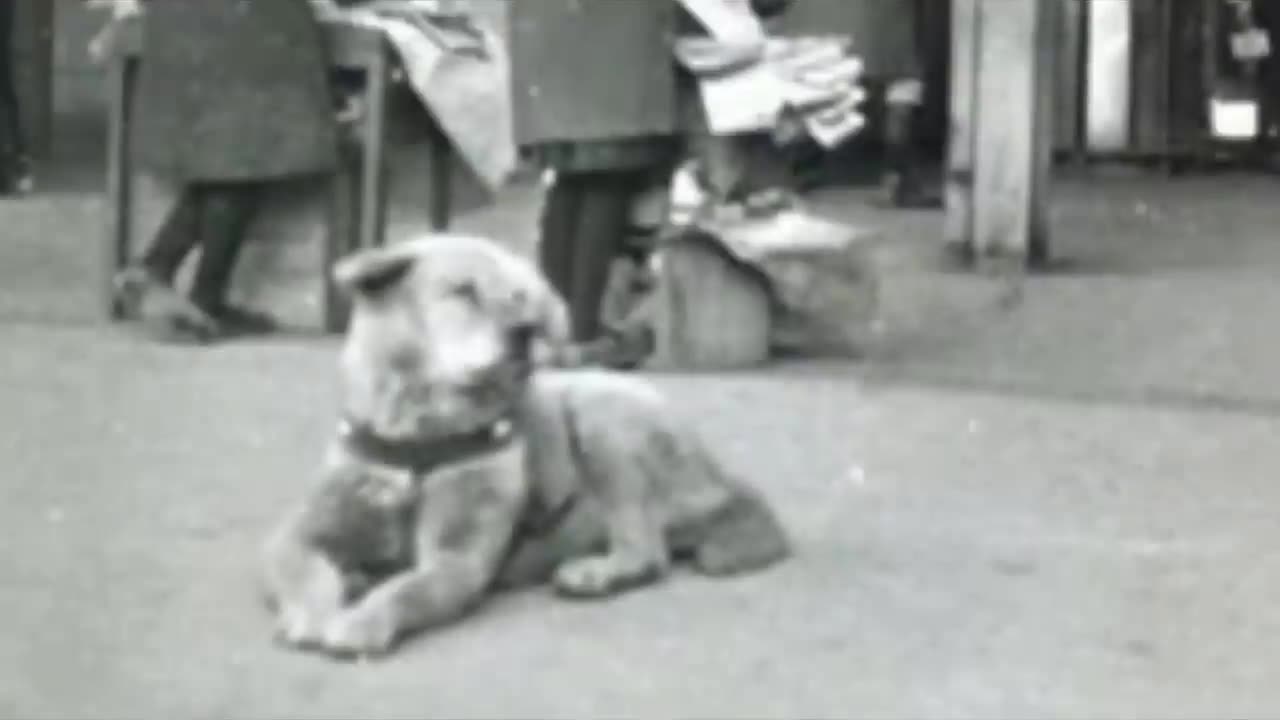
xmin=275 ymin=604 xmax=327 ymax=650
xmin=322 ymin=607 xmax=397 ymax=659
xmin=553 ymin=556 xmax=659 ymax=599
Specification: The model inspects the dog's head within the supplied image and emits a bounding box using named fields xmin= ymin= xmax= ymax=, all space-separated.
xmin=333 ymin=234 xmax=570 ymax=440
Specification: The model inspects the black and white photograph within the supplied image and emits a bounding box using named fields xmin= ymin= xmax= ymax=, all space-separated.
xmin=2 ymin=0 xmax=1279 ymax=716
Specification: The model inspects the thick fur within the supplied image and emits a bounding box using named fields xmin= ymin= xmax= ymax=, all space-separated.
xmin=261 ymin=234 xmax=790 ymax=658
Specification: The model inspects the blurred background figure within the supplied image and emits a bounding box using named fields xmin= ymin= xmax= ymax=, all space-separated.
xmin=0 ymin=0 xmax=32 ymax=195
xmin=109 ymin=0 xmax=341 ymax=344
xmin=879 ymin=0 xmax=947 ymax=208
xmin=1249 ymin=0 xmax=1280 ymax=169
xmin=534 ymin=0 xmax=793 ymax=349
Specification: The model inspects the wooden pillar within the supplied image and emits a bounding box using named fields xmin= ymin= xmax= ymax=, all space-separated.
xmin=1129 ymin=0 xmax=1172 ymax=156
xmin=946 ymin=0 xmax=1059 ymax=266
xmin=1056 ymin=0 xmax=1088 ymax=159
xmin=12 ymin=0 xmax=53 ymax=160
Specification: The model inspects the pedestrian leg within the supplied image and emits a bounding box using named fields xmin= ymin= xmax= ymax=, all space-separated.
xmin=188 ymin=180 xmax=275 ymax=334
xmin=537 ymin=171 xmax=584 ymax=307
xmin=567 ymin=172 xmax=637 ymax=342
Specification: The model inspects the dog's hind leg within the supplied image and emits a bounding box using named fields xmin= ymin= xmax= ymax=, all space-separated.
xmin=552 ymin=499 xmax=670 ymax=599
xmin=547 ymin=405 xmax=672 ymax=599
xmin=690 ymin=486 xmax=791 ymax=577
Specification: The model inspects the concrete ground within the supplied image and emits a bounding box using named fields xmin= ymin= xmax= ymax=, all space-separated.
xmin=3 ymin=325 xmax=1279 ymax=718
xmin=826 ymin=169 xmax=1280 ymax=414
xmin=3 ymin=138 xmax=1280 ymax=717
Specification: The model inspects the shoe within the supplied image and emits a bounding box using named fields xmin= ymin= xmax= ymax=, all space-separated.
xmin=148 ymin=310 xmax=220 ymax=345
xmin=112 ymin=266 xmax=221 ymax=344
xmin=12 ymin=174 xmax=33 ymax=195
xmin=114 ymin=266 xmax=215 ymax=327
xmin=0 ymin=156 xmax=34 ymax=195
xmin=111 ymin=266 xmax=153 ymax=319
xmin=148 ymin=305 xmax=279 ymax=346
xmin=0 ymin=171 xmax=31 ymax=196
xmin=206 ymin=303 xmax=279 ymax=337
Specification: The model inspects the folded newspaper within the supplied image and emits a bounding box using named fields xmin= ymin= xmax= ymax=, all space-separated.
xmin=337 ymin=3 xmax=516 ymax=190
xmin=675 ymin=0 xmax=866 ymax=148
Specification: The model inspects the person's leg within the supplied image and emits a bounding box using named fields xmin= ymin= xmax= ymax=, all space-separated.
xmin=882 ymin=79 xmax=942 ymax=209
xmin=114 ymin=184 xmax=220 ymax=336
xmin=882 ymin=0 xmax=943 ymax=209
xmin=694 ymin=132 xmax=750 ymax=203
xmin=567 ymin=171 xmax=638 ymax=342
xmin=537 ymin=171 xmax=583 ymax=308
xmin=188 ymin=180 xmax=273 ymax=333
xmin=140 ymin=186 xmax=206 ymax=283
xmin=0 ymin=0 xmax=28 ymax=193
xmin=116 ymin=180 xmax=268 ymax=344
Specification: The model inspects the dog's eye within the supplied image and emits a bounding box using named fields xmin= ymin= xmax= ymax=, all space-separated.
xmin=387 ymin=345 xmax=422 ymax=373
xmin=449 ymin=280 xmax=480 ymax=304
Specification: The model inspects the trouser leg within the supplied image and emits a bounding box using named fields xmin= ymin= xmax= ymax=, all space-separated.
xmin=141 ymin=185 xmax=206 ymax=283
xmin=567 ymin=172 xmax=640 ymax=342
xmin=0 ymin=0 xmax=28 ymax=186
xmin=189 ymin=181 xmax=263 ymax=312
xmin=537 ymin=173 xmax=583 ymax=307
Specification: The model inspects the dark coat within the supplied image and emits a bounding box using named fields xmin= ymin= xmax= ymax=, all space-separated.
xmin=134 ymin=0 xmax=339 ymax=182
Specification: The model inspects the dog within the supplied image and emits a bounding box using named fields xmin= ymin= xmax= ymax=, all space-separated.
xmin=260 ymin=234 xmax=791 ymax=658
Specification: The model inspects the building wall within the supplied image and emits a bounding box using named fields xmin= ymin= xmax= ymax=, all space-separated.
xmin=53 ymin=0 xmax=106 ymax=116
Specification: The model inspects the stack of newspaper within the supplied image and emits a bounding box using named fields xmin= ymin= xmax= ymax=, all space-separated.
xmin=675 ymin=0 xmax=866 ymax=148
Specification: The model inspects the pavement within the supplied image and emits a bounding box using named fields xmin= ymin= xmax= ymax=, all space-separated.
xmin=828 ymin=169 xmax=1280 ymax=415
xmin=2 ymin=324 xmax=1279 ymax=718
xmin=3 ymin=135 xmax=1280 ymax=717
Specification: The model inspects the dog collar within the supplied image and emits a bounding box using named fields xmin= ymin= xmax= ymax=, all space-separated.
xmin=338 ymin=416 xmax=519 ymax=474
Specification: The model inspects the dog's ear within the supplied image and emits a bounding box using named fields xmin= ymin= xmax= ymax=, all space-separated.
xmin=333 ymin=246 xmax=417 ymax=299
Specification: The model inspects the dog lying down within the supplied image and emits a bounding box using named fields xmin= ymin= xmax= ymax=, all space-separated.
xmin=261 ymin=233 xmax=790 ymax=659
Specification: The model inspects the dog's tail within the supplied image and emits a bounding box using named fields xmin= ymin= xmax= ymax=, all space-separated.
xmin=687 ymin=456 xmax=791 ymax=577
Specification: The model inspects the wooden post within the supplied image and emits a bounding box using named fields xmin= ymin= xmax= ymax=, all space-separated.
xmin=946 ymin=0 xmax=1058 ymax=266
xmin=13 ymin=0 xmax=53 ymax=160
xmin=1129 ymin=0 xmax=1172 ymax=157
xmin=358 ymin=39 xmax=390 ymax=252
xmin=944 ymin=0 xmax=979 ymax=256
xmin=104 ymin=53 xmax=137 ymax=321
xmin=1056 ymin=0 xmax=1088 ymax=160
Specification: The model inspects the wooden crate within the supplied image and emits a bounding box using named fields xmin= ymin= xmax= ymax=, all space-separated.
xmin=646 ymin=213 xmax=880 ymax=370
xmin=649 ymin=232 xmax=773 ymax=371
xmin=506 ymin=0 xmax=678 ymax=146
